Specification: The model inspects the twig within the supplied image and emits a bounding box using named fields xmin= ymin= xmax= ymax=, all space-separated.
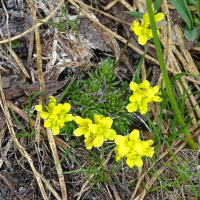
xmin=46 ymin=129 xmax=67 ymax=200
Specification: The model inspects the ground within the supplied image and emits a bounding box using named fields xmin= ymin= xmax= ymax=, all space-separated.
xmin=0 ymin=0 xmax=200 ymax=200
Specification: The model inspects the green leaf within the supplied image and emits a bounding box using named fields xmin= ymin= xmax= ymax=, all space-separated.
xmin=131 ymin=46 xmax=149 ymax=84
xmin=171 ymin=0 xmax=193 ymax=29
xmin=11 ymin=40 xmax=19 ymax=49
xmin=184 ymin=25 xmax=197 ymax=41
xmin=193 ymin=17 xmax=200 ymax=25
xmin=124 ymin=11 xmax=144 ymax=19
xmin=186 ymin=0 xmax=198 ymax=7
xmin=154 ymin=0 xmax=162 ymax=11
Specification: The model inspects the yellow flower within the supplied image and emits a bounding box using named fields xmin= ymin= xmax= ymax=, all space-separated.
xmin=73 ymin=116 xmax=92 ymax=138
xmin=130 ymin=20 xmax=140 ymax=32
xmin=148 ymin=85 xmax=163 ymax=102
xmin=115 ymin=146 xmax=123 ymax=161
xmin=89 ymin=115 xmax=116 ymax=148
xmin=126 ymin=153 xmax=143 ymax=168
xmin=126 ymin=95 xmax=151 ymax=114
xmin=140 ymin=140 xmax=154 ymax=157
xmin=44 ymin=114 xmax=64 ymax=135
xmin=130 ymin=80 xmax=151 ymax=99
xmin=56 ymin=103 xmax=74 ymax=122
xmin=115 ymin=130 xmax=143 ymax=156
xmin=143 ymin=8 xmax=165 ymax=25
xmin=114 ymin=129 xmax=155 ymax=168
xmin=35 ymin=96 xmax=57 ymax=119
xmin=133 ymin=22 xmax=153 ymax=45
xmin=84 ymin=136 xmax=96 ymax=150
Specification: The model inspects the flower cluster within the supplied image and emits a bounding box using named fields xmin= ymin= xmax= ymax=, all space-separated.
xmin=115 ymin=129 xmax=154 ymax=168
xmin=73 ymin=115 xmax=116 ymax=149
xmin=130 ymin=8 xmax=165 ymax=45
xmin=35 ymin=96 xmax=74 ymax=135
xmin=126 ymin=80 xmax=162 ymax=114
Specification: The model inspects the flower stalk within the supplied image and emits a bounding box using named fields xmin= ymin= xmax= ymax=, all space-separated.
xmin=146 ymin=0 xmax=197 ymax=150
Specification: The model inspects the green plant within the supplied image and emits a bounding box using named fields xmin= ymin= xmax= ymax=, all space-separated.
xmin=61 ymin=58 xmax=134 ymax=136
xmin=11 ymin=40 xmax=19 ymax=49
xmin=146 ymin=0 xmax=197 ymax=150
xmin=41 ymin=2 xmax=80 ymax=40
xmin=64 ymin=148 xmax=115 ymax=191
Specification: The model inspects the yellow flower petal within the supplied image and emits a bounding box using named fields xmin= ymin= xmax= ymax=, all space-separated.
xmin=101 ymin=117 xmax=113 ymax=129
xmin=62 ymin=103 xmax=71 ymax=113
xmin=134 ymin=142 xmax=144 ymax=155
xmin=73 ymin=127 xmax=89 ymax=137
xmin=129 ymin=129 xmax=140 ymax=141
xmin=44 ymin=119 xmax=51 ymax=128
xmin=118 ymin=145 xmax=129 ymax=156
xmin=103 ymin=129 xmax=116 ymax=140
xmin=52 ymin=126 xmax=60 ymax=135
xmin=74 ymin=116 xmax=92 ymax=126
xmin=89 ymin=124 xmax=99 ymax=134
xmin=84 ymin=137 xmax=94 ymax=150
xmin=94 ymin=134 xmax=104 ymax=147
xmin=49 ymin=96 xmax=56 ymax=104
xmin=139 ymin=102 xmax=148 ymax=114
xmin=138 ymin=34 xmax=148 ymax=45
xmin=126 ymin=157 xmax=135 ymax=168
xmin=134 ymin=26 xmax=143 ymax=36
xmin=40 ymin=111 xmax=50 ymax=119
xmin=94 ymin=115 xmax=104 ymax=124
xmin=130 ymin=82 xmax=139 ymax=93
xmin=115 ymin=135 xmax=126 ymax=146
xmin=126 ymin=103 xmax=138 ymax=113
xmin=65 ymin=114 xmax=74 ymax=121
xmin=35 ymin=104 xmax=43 ymax=112
xmin=134 ymin=156 xmax=143 ymax=167
xmin=154 ymin=13 xmax=165 ymax=23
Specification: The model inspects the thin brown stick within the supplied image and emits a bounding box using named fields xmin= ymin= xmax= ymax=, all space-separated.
xmin=25 ymin=0 xmax=45 ymax=143
xmin=47 ymin=129 xmax=68 ymax=199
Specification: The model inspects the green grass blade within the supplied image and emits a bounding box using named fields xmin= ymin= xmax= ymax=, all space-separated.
xmin=146 ymin=0 xmax=197 ymax=150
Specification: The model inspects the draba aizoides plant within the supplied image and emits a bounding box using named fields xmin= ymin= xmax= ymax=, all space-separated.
xmin=34 ymin=57 xmax=163 ymax=168
xmin=61 ymin=58 xmax=134 ymax=135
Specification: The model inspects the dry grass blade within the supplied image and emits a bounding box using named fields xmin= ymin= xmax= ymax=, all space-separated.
xmin=25 ymin=0 xmax=45 ymax=143
xmin=2 ymin=37 xmax=30 ymax=79
xmin=68 ymin=0 xmax=159 ymax=65
xmin=105 ymin=0 xmax=119 ymax=10
xmin=46 ymin=129 xmax=67 ymax=199
xmin=74 ymin=0 xmax=131 ymax=26
xmin=39 ymin=174 xmax=62 ymax=200
xmin=0 ymin=71 xmax=48 ymax=200
xmin=118 ymin=0 xmax=134 ymax=11
xmin=0 ymin=0 xmax=65 ymax=44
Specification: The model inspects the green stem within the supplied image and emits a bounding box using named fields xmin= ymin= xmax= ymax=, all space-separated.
xmin=112 ymin=31 xmax=133 ymax=72
xmin=146 ymin=0 xmax=197 ymax=150
xmin=56 ymin=79 xmax=74 ymax=105
xmin=197 ymin=0 xmax=200 ymax=21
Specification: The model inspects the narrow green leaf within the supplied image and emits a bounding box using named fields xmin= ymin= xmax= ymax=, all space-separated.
xmin=171 ymin=0 xmax=193 ymax=29
xmin=124 ymin=11 xmax=144 ymax=19
xmin=184 ymin=25 xmax=197 ymax=41
xmin=154 ymin=0 xmax=162 ymax=11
